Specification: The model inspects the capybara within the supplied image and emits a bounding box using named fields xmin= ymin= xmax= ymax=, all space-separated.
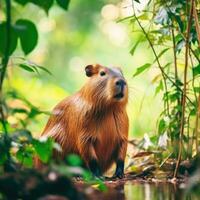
xmin=35 ymin=64 xmax=129 ymax=178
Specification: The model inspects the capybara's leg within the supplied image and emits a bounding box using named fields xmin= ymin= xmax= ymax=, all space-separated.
xmin=79 ymin=141 xmax=102 ymax=177
xmin=114 ymin=139 xmax=127 ymax=178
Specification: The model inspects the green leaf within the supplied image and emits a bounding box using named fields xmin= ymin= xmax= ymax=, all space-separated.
xmin=130 ymin=37 xmax=145 ymax=56
xmin=18 ymin=64 xmax=35 ymax=72
xmin=33 ymin=138 xmax=54 ymax=163
xmin=134 ymin=0 xmax=140 ymax=3
xmin=15 ymin=19 xmax=38 ymax=55
xmin=18 ymin=62 xmax=52 ymax=75
xmin=117 ymin=15 xmax=134 ymax=23
xmin=0 ymin=152 xmax=7 ymax=165
xmin=14 ymin=0 xmax=28 ymax=5
xmin=29 ymin=107 xmax=42 ymax=118
xmin=56 ymin=0 xmax=70 ymax=10
xmin=66 ymin=154 xmax=83 ymax=166
xmin=0 ymin=23 xmax=18 ymax=56
xmin=193 ymin=64 xmax=200 ymax=77
xmin=176 ymin=39 xmax=185 ymax=53
xmin=173 ymin=15 xmax=184 ymax=33
xmin=194 ymin=87 xmax=200 ymax=93
xmin=158 ymin=119 xmax=165 ymax=135
xmin=155 ymin=80 xmax=163 ymax=96
xmin=133 ymin=63 xmax=151 ymax=77
xmin=30 ymin=0 xmax=54 ymax=13
xmin=169 ymin=91 xmax=181 ymax=103
xmin=16 ymin=148 xmax=33 ymax=167
xmin=190 ymin=108 xmax=197 ymax=116
xmin=11 ymin=108 xmax=29 ymax=114
xmin=35 ymin=65 xmax=52 ymax=75
xmin=153 ymin=48 xmax=170 ymax=63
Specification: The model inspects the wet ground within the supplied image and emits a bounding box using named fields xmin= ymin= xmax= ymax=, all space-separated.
xmin=84 ymin=180 xmax=200 ymax=200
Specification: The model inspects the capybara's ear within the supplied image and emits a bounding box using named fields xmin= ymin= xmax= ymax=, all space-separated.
xmin=85 ymin=65 xmax=94 ymax=77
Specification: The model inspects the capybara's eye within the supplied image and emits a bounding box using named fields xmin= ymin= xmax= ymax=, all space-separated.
xmin=100 ymin=71 xmax=106 ymax=76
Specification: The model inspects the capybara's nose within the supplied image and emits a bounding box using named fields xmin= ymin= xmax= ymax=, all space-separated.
xmin=115 ymin=79 xmax=126 ymax=87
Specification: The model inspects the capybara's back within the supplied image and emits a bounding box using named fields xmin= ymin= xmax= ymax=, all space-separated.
xmin=36 ymin=64 xmax=129 ymax=178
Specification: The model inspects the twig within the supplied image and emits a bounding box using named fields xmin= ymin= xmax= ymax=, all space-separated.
xmin=159 ymin=152 xmax=173 ymax=168
xmin=173 ymin=0 xmax=194 ymax=178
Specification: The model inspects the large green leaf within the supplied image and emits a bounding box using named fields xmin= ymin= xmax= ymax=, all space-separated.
xmin=56 ymin=0 xmax=70 ymax=10
xmin=133 ymin=63 xmax=151 ymax=77
xmin=33 ymin=138 xmax=54 ymax=163
xmin=15 ymin=19 xmax=38 ymax=55
xmin=30 ymin=0 xmax=54 ymax=13
xmin=14 ymin=0 xmax=28 ymax=5
xmin=0 ymin=22 xmax=18 ymax=56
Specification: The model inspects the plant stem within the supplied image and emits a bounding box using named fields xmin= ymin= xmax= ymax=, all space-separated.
xmin=194 ymin=94 xmax=200 ymax=153
xmin=193 ymin=1 xmax=200 ymax=47
xmin=189 ymin=50 xmax=198 ymax=103
xmin=171 ymin=26 xmax=182 ymax=156
xmin=0 ymin=0 xmax=11 ymax=135
xmin=0 ymin=0 xmax=11 ymax=88
xmin=171 ymin=28 xmax=178 ymax=81
xmin=173 ymin=0 xmax=194 ymax=178
xmin=131 ymin=1 xmax=170 ymax=117
xmin=131 ymin=1 xmax=195 ymax=107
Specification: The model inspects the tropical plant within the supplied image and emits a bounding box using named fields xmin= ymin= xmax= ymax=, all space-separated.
xmin=126 ymin=0 xmax=200 ymax=177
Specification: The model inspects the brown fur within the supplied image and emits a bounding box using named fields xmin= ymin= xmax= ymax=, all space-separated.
xmin=35 ymin=64 xmax=129 ymax=174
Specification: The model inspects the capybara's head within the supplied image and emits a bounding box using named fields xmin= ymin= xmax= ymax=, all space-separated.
xmin=83 ymin=64 xmax=128 ymax=106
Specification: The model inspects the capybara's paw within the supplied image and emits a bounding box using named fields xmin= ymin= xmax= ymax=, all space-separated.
xmin=113 ymin=169 xmax=124 ymax=179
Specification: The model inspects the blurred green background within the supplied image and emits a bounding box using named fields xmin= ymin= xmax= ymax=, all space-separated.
xmin=4 ymin=0 xmax=165 ymax=138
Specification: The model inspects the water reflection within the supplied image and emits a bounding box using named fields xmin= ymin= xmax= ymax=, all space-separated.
xmin=99 ymin=182 xmax=199 ymax=200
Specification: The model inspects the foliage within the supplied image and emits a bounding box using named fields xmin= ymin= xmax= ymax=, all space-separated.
xmin=0 ymin=1 xmax=106 ymax=199
xmin=126 ymin=0 xmax=200 ymax=177
xmin=0 ymin=1 xmax=200 ymax=197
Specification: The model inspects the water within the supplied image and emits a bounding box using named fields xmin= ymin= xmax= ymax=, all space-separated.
xmin=96 ymin=182 xmax=200 ymax=200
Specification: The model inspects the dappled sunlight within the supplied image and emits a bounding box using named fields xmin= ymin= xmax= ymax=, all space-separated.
xmin=7 ymin=0 xmax=165 ymax=139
